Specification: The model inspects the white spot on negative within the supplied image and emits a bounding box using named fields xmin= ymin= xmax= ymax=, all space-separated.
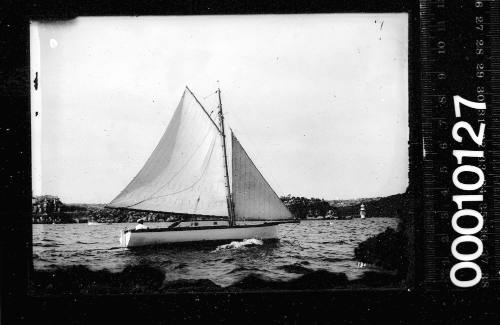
xmin=49 ymin=39 xmax=58 ymax=48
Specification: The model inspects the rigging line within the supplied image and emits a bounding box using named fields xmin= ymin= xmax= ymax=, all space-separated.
xmin=185 ymin=86 xmax=221 ymax=133
xmin=226 ymin=108 xmax=285 ymax=197
xmin=126 ymin=134 xmax=218 ymax=205
xmin=109 ymin=90 xmax=191 ymax=205
xmin=122 ymin=128 xmax=216 ymax=209
xmin=150 ymin=127 xmax=213 ymax=191
xmin=202 ymin=91 xmax=217 ymax=100
xmin=233 ymin=134 xmax=292 ymax=215
xmin=131 ymin=126 xmax=212 ymax=200
xmin=123 ymin=131 xmax=215 ymax=208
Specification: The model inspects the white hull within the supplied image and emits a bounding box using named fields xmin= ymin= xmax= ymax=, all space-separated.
xmin=119 ymin=223 xmax=279 ymax=248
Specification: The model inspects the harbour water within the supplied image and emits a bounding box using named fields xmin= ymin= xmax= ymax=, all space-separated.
xmin=33 ymin=218 xmax=399 ymax=287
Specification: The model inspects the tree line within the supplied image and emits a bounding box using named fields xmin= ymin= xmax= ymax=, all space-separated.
xmin=280 ymin=195 xmax=333 ymax=219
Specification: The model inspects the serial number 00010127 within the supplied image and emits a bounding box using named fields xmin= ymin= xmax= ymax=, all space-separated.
xmin=449 ymin=95 xmax=487 ymax=288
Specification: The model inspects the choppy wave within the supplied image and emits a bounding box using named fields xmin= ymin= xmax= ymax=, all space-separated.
xmin=323 ymin=257 xmax=346 ymax=263
xmin=227 ymin=266 xmax=262 ymax=274
xmin=174 ymin=263 xmax=188 ymax=269
xmin=34 ymin=243 xmax=60 ymax=248
xmin=213 ymin=238 xmax=263 ymax=251
xmin=32 ymin=218 xmax=400 ymax=288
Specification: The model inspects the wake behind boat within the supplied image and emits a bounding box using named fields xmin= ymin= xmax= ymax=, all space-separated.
xmin=108 ymin=87 xmax=298 ymax=248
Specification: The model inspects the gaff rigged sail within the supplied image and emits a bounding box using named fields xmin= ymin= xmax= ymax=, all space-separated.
xmin=108 ymin=89 xmax=228 ymax=217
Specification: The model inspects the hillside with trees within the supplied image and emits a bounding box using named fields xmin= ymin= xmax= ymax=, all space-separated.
xmin=280 ymin=192 xmax=408 ymax=220
xmin=33 ymin=191 xmax=409 ymax=223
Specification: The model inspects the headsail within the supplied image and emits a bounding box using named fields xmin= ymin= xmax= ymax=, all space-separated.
xmin=108 ymin=88 xmax=229 ymax=217
xmin=231 ymin=132 xmax=294 ymax=221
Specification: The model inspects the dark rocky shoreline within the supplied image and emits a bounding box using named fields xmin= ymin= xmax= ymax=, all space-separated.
xmin=31 ymin=265 xmax=404 ymax=295
xmin=354 ymin=227 xmax=407 ymax=274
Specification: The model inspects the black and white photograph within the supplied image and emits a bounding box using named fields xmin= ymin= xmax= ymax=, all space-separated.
xmin=29 ymin=14 xmax=411 ymax=294
xmin=5 ymin=0 xmax=500 ymax=322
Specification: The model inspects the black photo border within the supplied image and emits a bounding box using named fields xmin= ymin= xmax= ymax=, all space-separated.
xmin=3 ymin=0 xmax=499 ymax=323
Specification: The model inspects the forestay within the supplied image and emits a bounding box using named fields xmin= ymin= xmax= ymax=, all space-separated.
xmin=231 ymin=132 xmax=294 ymax=221
xmin=108 ymin=89 xmax=228 ymax=217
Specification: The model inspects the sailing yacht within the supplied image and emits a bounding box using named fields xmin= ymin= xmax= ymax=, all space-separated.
xmin=107 ymin=87 xmax=297 ymax=247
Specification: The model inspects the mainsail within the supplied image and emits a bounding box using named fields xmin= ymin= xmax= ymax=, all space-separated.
xmin=108 ymin=88 xmax=228 ymax=216
xmin=231 ymin=132 xmax=294 ymax=221
xmin=109 ymin=87 xmax=294 ymax=223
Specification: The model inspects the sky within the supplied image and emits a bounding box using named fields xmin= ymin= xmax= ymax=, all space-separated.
xmin=31 ymin=14 xmax=409 ymax=204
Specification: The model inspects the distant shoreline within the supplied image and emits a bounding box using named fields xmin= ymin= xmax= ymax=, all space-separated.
xmin=32 ymin=192 xmax=407 ymax=224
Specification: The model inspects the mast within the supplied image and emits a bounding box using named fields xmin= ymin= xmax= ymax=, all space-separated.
xmin=217 ymin=88 xmax=236 ymax=226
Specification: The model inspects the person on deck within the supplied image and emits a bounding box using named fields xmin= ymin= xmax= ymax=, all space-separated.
xmin=135 ymin=219 xmax=148 ymax=230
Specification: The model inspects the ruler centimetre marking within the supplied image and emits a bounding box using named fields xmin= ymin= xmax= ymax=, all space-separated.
xmin=420 ymin=0 xmax=499 ymax=288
